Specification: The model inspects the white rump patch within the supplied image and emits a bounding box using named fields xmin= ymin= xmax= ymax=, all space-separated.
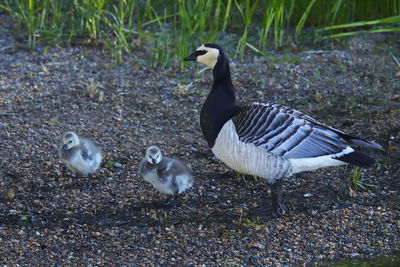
xmin=289 ymin=146 xmax=353 ymax=174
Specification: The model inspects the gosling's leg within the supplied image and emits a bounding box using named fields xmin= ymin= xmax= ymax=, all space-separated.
xmin=153 ymin=195 xmax=177 ymax=209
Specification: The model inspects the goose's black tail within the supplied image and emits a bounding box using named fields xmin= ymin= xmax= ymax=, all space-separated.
xmin=334 ymin=151 xmax=376 ymax=168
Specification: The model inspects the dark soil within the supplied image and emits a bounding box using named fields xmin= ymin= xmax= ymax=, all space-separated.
xmin=1 ymin=16 xmax=399 ymax=266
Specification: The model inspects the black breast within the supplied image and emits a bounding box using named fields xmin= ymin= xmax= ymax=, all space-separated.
xmin=200 ymin=88 xmax=238 ymax=148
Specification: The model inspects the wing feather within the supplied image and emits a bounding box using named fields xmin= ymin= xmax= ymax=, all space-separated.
xmin=231 ymin=103 xmax=351 ymax=158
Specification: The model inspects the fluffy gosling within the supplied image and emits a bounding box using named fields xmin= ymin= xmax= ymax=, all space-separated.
xmin=59 ymin=132 xmax=102 ymax=176
xmin=139 ymin=145 xmax=194 ymax=208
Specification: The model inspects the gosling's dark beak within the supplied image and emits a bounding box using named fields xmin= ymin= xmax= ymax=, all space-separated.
xmin=184 ymin=52 xmax=198 ymax=61
xmin=62 ymin=144 xmax=69 ymax=151
xmin=151 ymin=158 xmax=156 ymax=164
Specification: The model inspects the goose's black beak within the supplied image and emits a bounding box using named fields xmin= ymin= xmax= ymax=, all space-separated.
xmin=184 ymin=52 xmax=198 ymax=61
xmin=62 ymin=144 xmax=69 ymax=151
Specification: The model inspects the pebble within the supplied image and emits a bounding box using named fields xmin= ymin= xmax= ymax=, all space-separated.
xmin=248 ymin=255 xmax=259 ymax=264
xmin=113 ymin=162 xmax=123 ymax=168
xmin=9 ymin=209 xmax=17 ymax=215
xmin=248 ymin=241 xmax=265 ymax=250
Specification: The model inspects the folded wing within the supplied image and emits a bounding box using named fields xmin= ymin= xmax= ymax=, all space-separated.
xmin=232 ymin=103 xmax=379 ymax=159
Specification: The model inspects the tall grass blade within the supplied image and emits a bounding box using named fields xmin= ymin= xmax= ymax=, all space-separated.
xmin=322 ymin=15 xmax=400 ymax=31
xmin=295 ymin=0 xmax=317 ymax=39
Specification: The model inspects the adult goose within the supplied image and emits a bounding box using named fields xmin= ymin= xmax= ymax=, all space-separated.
xmin=59 ymin=132 xmax=102 ymax=176
xmin=184 ymin=44 xmax=381 ymax=219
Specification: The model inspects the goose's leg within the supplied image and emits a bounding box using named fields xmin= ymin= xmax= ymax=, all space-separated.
xmin=271 ymin=179 xmax=283 ymax=216
xmin=248 ymin=180 xmax=284 ymax=220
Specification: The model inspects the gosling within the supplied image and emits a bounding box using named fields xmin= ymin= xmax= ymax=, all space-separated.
xmin=59 ymin=132 xmax=102 ymax=176
xmin=139 ymin=145 xmax=194 ymax=208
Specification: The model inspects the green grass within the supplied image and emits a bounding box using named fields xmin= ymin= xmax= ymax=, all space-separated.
xmin=1 ymin=0 xmax=399 ymax=65
xmin=349 ymin=167 xmax=377 ymax=196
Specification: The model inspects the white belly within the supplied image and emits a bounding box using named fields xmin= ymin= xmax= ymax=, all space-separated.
xmin=211 ymin=120 xmax=292 ymax=182
xmin=65 ymin=152 xmax=101 ymax=175
xmin=212 ymin=120 xmax=352 ymax=179
xmin=143 ymin=170 xmax=175 ymax=195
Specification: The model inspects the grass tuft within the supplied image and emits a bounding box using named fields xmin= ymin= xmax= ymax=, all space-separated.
xmin=349 ymin=167 xmax=377 ymax=197
xmin=1 ymin=0 xmax=399 ymax=65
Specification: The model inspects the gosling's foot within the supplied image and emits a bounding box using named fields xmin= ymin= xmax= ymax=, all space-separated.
xmin=153 ymin=196 xmax=176 ymax=209
xmin=65 ymin=177 xmax=98 ymax=191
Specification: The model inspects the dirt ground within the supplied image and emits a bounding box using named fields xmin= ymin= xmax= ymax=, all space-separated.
xmin=0 ymin=15 xmax=399 ymax=266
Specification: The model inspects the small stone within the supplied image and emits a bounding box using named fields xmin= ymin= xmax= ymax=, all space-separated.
xmin=6 ymin=189 xmax=15 ymax=200
xmin=92 ymin=232 xmax=102 ymax=237
xmin=351 ymin=252 xmax=359 ymax=257
xmin=9 ymin=209 xmax=17 ymax=215
xmin=303 ymin=193 xmax=313 ymax=198
xmin=248 ymin=255 xmax=259 ymax=264
xmin=113 ymin=162 xmax=123 ymax=168
xmin=312 ymin=210 xmax=318 ymax=215
xmin=248 ymin=241 xmax=265 ymax=250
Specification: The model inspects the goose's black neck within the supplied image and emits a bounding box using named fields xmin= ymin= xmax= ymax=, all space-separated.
xmin=212 ymin=54 xmax=233 ymax=86
xmin=200 ymin=53 xmax=238 ymax=148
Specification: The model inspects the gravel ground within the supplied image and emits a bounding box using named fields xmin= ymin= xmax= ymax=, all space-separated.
xmin=0 ymin=15 xmax=399 ymax=266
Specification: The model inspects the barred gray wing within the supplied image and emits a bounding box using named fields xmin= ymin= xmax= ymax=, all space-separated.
xmin=231 ymin=103 xmax=348 ymax=158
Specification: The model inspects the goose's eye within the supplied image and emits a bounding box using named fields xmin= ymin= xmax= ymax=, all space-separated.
xmin=68 ymin=140 xmax=72 ymax=144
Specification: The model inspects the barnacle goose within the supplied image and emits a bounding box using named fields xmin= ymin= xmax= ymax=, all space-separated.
xmin=59 ymin=132 xmax=102 ymax=175
xmin=139 ymin=145 xmax=194 ymax=208
xmin=185 ymin=44 xmax=381 ymax=218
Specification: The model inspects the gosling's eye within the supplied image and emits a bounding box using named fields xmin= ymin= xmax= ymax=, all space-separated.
xmin=68 ymin=140 xmax=72 ymax=143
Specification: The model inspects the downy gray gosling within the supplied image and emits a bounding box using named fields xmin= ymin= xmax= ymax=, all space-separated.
xmin=185 ymin=44 xmax=381 ymax=220
xmin=139 ymin=145 xmax=194 ymax=208
xmin=59 ymin=132 xmax=102 ymax=176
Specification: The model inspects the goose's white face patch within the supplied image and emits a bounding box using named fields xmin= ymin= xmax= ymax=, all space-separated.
xmin=196 ymin=45 xmax=219 ymax=69
xmin=63 ymin=132 xmax=80 ymax=149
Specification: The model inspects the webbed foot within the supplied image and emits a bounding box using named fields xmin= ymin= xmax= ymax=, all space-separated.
xmin=247 ymin=205 xmax=284 ymax=221
xmin=153 ymin=195 xmax=177 ymax=209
